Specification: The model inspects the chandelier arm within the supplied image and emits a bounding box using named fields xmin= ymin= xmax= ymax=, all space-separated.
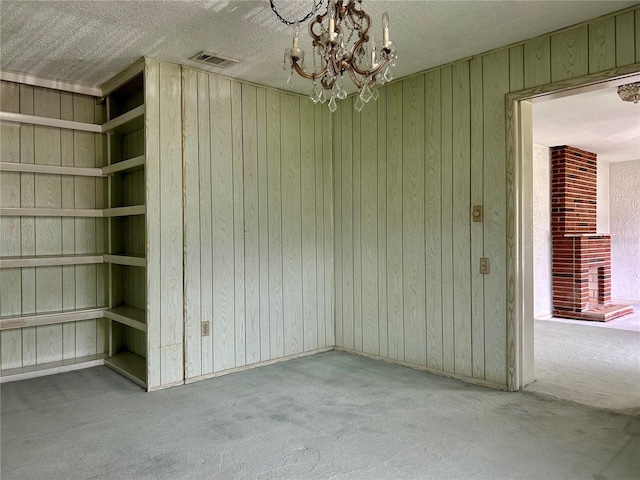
xmin=308 ymin=13 xmax=328 ymax=45
xmin=347 ymin=68 xmax=364 ymax=89
xmin=291 ymin=60 xmax=328 ymax=81
xmin=329 ymin=47 xmax=344 ymax=76
xmin=347 ymin=2 xmax=371 ymax=38
xmin=321 ymin=75 xmax=337 ymax=90
xmin=347 ymin=32 xmax=388 ymax=78
xmin=350 ymin=55 xmax=388 ymax=78
xmin=349 ymin=36 xmax=366 ymax=69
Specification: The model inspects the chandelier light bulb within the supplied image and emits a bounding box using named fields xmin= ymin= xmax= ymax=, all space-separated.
xmin=293 ymin=21 xmax=300 ymax=51
xmin=382 ymin=12 xmax=390 ymax=47
xmin=370 ymin=35 xmax=378 ymax=69
xmin=328 ymin=1 xmax=336 ymax=43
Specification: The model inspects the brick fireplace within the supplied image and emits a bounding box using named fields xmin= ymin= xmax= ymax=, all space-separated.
xmin=550 ymin=146 xmax=632 ymax=321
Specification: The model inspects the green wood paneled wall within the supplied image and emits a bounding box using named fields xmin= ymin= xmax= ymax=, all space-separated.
xmin=145 ymin=59 xmax=184 ymax=388
xmin=182 ymin=67 xmax=334 ymax=379
xmin=0 ymin=81 xmax=108 ymax=369
xmin=332 ymin=6 xmax=639 ymax=387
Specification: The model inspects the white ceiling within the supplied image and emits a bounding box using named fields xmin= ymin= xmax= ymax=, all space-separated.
xmin=533 ymin=86 xmax=640 ymax=163
xmin=0 ymin=0 xmax=637 ymax=95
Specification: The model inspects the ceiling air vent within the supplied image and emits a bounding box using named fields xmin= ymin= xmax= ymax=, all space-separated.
xmin=190 ymin=51 xmax=239 ymax=68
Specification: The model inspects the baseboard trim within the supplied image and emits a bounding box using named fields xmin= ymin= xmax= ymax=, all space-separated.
xmin=333 ymin=347 xmax=508 ymax=391
xmin=148 ymin=380 xmax=185 ymax=392
xmin=0 ymin=354 xmax=106 ymax=383
xmin=0 ymin=346 xmax=508 ymax=392
xmin=184 ymin=347 xmax=334 ymax=385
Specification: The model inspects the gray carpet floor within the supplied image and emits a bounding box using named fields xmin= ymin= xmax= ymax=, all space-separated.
xmin=528 ymin=318 xmax=640 ymax=415
xmin=2 ymin=351 xmax=639 ymax=479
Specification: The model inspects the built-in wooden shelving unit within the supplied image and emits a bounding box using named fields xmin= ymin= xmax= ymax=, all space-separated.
xmin=101 ymin=104 xmax=145 ymax=134
xmin=104 ymin=305 xmax=146 ymax=332
xmin=1 ymin=354 xmax=107 ymax=384
xmin=103 ymin=61 xmax=148 ymax=388
xmin=0 ymin=80 xmax=109 ymax=382
xmin=0 ymin=162 xmax=103 ymax=177
xmin=0 ymin=307 xmax=106 ymax=331
xmin=103 ymin=205 xmax=146 ymax=217
xmin=0 ymin=207 xmax=145 ymax=218
xmin=0 ymin=207 xmax=103 ymax=217
xmin=103 ymin=254 xmax=146 ymax=267
xmin=0 ymin=111 xmax=102 ymax=133
xmin=101 ymin=155 xmax=144 ymax=175
xmin=104 ymin=351 xmax=146 ymax=388
xmin=0 ymin=254 xmax=104 ymax=268
xmin=0 ymin=61 xmax=150 ymax=388
xmin=0 ymin=59 xmax=175 ymax=390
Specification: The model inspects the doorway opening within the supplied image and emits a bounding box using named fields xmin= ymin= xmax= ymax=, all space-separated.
xmin=511 ymin=69 xmax=640 ymax=413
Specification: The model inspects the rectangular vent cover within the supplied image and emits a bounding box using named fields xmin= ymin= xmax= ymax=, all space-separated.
xmin=190 ymin=52 xmax=239 ymax=68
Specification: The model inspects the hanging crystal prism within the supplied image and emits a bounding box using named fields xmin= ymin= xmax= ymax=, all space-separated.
xmin=337 ymin=75 xmax=347 ymax=99
xmin=360 ymin=83 xmax=373 ymax=103
xmin=311 ymin=80 xmax=322 ymax=104
xmin=287 ymin=69 xmax=294 ymax=89
xmin=283 ymin=49 xmax=291 ymax=70
xmin=383 ymin=66 xmax=393 ymax=83
xmin=331 ymin=81 xmax=340 ymax=99
xmin=328 ymin=96 xmax=337 ymax=113
xmin=313 ymin=46 xmax=320 ymax=75
xmin=354 ymin=96 xmax=364 ymax=112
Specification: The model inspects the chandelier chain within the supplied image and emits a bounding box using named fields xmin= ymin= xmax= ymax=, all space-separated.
xmin=270 ymin=0 xmax=326 ymax=26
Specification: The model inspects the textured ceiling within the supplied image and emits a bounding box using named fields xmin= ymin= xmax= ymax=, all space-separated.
xmin=533 ymin=86 xmax=640 ymax=163
xmin=2 ymin=1 xmax=638 ymax=162
xmin=0 ymin=0 xmax=637 ymax=95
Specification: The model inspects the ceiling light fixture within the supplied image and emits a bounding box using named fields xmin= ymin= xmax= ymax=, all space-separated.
xmin=617 ymin=82 xmax=640 ymax=103
xmin=273 ymin=0 xmax=397 ymax=112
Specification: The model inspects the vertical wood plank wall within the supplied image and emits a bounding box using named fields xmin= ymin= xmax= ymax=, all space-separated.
xmin=0 ymin=81 xmax=108 ymax=370
xmin=145 ymin=59 xmax=184 ymax=388
xmin=182 ymin=67 xmax=334 ymax=379
xmin=332 ymin=7 xmax=639 ymax=387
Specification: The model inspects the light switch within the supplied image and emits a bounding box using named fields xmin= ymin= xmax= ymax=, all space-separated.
xmin=480 ymin=258 xmax=490 ymax=274
xmin=472 ymin=205 xmax=483 ymax=222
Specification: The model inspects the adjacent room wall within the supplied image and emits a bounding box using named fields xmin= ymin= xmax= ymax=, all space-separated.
xmin=533 ymin=144 xmax=552 ymax=318
xmin=332 ymin=7 xmax=639 ymax=388
xmin=610 ymin=159 xmax=640 ymax=301
xmin=597 ymin=159 xmax=610 ymax=234
xmin=181 ymin=67 xmax=334 ymax=380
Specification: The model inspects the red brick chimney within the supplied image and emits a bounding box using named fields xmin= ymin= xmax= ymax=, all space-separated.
xmin=550 ymin=146 xmax=632 ymax=321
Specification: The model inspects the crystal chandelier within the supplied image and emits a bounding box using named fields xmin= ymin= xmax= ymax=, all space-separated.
xmin=275 ymin=0 xmax=398 ymax=112
xmin=617 ymin=82 xmax=640 ymax=103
